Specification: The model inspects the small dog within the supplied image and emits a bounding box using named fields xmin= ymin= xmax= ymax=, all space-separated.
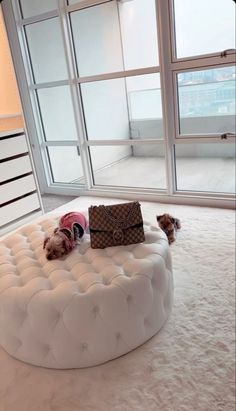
xmin=156 ymin=213 xmax=181 ymax=244
xmin=43 ymin=212 xmax=88 ymax=260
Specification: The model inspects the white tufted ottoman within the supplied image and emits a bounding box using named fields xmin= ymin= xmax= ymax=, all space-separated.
xmin=0 ymin=216 xmax=173 ymax=369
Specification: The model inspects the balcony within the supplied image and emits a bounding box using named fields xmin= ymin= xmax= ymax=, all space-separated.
xmin=50 ymin=112 xmax=235 ymax=195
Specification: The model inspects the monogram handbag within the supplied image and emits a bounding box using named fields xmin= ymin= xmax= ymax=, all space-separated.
xmin=88 ymin=201 xmax=145 ymax=249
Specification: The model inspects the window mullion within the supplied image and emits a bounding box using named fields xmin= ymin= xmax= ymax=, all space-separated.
xmin=18 ymin=10 xmax=59 ymax=26
xmin=76 ymin=66 xmax=160 ymax=84
xmin=86 ymin=139 xmax=166 ymax=146
xmin=156 ymin=0 xmax=176 ymax=195
xmin=171 ymin=54 xmax=236 ymax=71
xmin=67 ymin=0 xmax=112 ymax=13
xmin=42 ymin=140 xmax=79 ymax=147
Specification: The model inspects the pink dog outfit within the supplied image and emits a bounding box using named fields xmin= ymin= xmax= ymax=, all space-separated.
xmin=59 ymin=212 xmax=88 ymax=243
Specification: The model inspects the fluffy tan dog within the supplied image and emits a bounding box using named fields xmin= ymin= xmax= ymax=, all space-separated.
xmin=43 ymin=212 xmax=88 ymax=260
xmin=156 ymin=213 xmax=181 ymax=244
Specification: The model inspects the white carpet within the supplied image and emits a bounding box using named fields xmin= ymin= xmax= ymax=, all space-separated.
xmin=0 ymin=197 xmax=235 ymax=411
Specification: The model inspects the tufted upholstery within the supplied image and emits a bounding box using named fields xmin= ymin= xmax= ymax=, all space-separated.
xmin=0 ymin=216 xmax=173 ymax=369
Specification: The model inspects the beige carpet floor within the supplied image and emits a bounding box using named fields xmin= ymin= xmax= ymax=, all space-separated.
xmin=0 ymin=197 xmax=235 ymax=411
xmin=41 ymin=195 xmax=77 ymax=213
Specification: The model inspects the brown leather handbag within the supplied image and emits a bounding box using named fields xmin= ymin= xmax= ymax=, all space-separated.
xmin=88 ymin=201 xmax=145 ymax=249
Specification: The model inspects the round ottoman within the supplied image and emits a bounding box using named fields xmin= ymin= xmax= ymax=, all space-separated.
xmin=0 ymin=216 xmax=173 ymax=369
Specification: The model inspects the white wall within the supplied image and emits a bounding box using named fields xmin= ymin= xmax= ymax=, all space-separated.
xmin=131 ymin=118 xmax=235 ymax=158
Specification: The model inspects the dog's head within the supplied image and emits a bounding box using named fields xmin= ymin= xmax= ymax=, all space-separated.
xmin=156 ymin=214 xmax=178 ymax=244
xmin=43 ymin=229 xmax=74 ymax=260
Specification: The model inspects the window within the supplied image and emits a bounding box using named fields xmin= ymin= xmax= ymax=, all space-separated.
xmin=37 ymin=86 xmax=78 ymax=141
xmin=3 ymin=0 xmax=235 ymax=203
xmin=25 ymin=18 xmax=68 ymax=83
xmin=175 ymin=143 xmax=235 ymax=193
xmin=20 ymin=0 xmax=57 ymax=18
xmin=177 ymin=66 xmax=236 ymax=135
xmin=89 ymin=143 xmax=166 ymax=189
xmin=173 ymin=0 xmax=235 ymax=58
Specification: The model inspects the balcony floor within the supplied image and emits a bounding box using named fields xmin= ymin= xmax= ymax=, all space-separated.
xmin=90 ymin=156 xmax=235 ymax=194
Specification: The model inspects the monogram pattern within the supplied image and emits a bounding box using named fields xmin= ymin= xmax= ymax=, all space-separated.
xmin=89 ymin=202 xmax=145 ymax=249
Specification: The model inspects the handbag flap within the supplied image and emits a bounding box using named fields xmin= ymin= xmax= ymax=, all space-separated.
xmin=89 ymin=202 xmax=143 ymax=232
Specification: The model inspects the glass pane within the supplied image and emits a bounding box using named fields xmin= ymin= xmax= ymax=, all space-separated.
xmin=175 ymin=143 xmax=235 ymax=193
xmin=47 ymin=147 xmax=84 ymax=184
xmin=81 ymin=74 xmax=163 ymax=140
xmin=20 ymin=0 xmax=57 ymax=18
xmin=127 ymin=74 xmax=162 ymax=122
xmin=37 ymin=86 xmax=77 ymax=141
xmin=177 ymin=67 xmax=236 ymax=135
xmin=70 ymin=0 xmax=158 ymax=77
xmin=118 ymin=0 xmax=159 ymax=69
xmin=89 ymin=144 xmax=166 ymax=189
xmin=174 ymin=0 xmax=235 ymax=58
xmin=70 ymin=2 xmax=123 ymax=77
xmin=25 ymin=18 xmax=68 ymax=83
xmin=81 ymin=78 xmax=129 ymax=141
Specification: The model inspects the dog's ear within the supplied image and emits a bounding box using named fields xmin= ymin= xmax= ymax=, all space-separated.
xmin=174 ymin=218 xmax=181 ymax=229
xmin=43 ymin=237 xmax=50 ymax=249
xmin=156 ymin=215 xmax=163 ymax=221
xmin=171 ymin=217 xmax=175 ymax=224
xmin=62 ymin=237 xmax=74 ymax=253
xmin=62 ymin=238 xmax=69 ymax=252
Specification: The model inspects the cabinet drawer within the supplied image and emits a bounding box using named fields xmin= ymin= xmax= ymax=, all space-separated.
xmin=1 ymin=193 xmax=41 ymax=226
xmin=0 ymin=155 xmax=32 ymax=182
xmin=0 ymin=134 xmax=28 ymax=160
xmin=1 ymin=174 xmax=36 ymax=204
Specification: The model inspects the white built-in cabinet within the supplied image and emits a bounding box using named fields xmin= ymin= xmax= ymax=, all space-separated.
xmin=0 ymin=128 xmax=42 ymax=236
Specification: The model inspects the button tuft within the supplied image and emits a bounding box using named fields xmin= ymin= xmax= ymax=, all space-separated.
xmin=126 ymin=295 xmax=132 ymax=303
xmin=81 ymin=342 xmax=88 ymax=351
xmin=116 ymin=332 xmax=121 ymax=340
xmin=92 ymin=306 xmax=100 ymax=317
xmin=144 ymin=318 xmax=150 ymax=326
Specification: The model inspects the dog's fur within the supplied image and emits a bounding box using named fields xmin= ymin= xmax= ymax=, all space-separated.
xmin=156 ymin=213 xmax=181 ymax=244
xmin=43 ymin=212 xmax=87 ymax=260
xmin=43 ymin=228 xmax=78 ymax=260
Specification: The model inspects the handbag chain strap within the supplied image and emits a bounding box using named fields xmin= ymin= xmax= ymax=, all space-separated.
xmin=101 ymin=202 xmax=139 ymax=225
